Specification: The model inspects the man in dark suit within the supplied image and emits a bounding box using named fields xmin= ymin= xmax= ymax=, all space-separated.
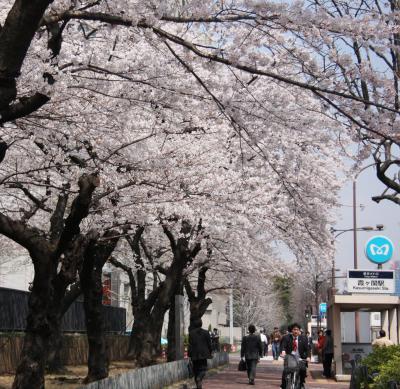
xmin=188 ymin=319 xmax=213 ymax=389
xmin=241 ymin=324 xmax=263 ymax=385
xmin=280 ymin=323 xmax=309 ymax=389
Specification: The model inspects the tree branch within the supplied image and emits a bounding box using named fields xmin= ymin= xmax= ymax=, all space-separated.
xmin=161 ymin=223 xmax=176 ymax=252
xmin=184 ymin=279 xmax=196 ymax=302
xmin=109 ymin=256 xmax=138 ymax=307
xmin=49 ymin=192 xmax=68 ymax=242
xmin=0 ymin=211 xmax=49 ymax=255
xmin=197 ymin=266 xmax=208 ymax=299
xmin=55 ymin=173 xmax=100 ymax=257
xmin=0 ymin=93 xmax=50 ymax=124
xmin=42 ymin=10 xmax=399 ymax=115
xmin=61 ymin=281 xmax=81 ymax=315
xmin=372 ymin=194 xmax=400 ymax=205
xmin=0 ymin=0 xmax=53 ymax=110
xmin=7 ymin=182 xmax=51 ymax=213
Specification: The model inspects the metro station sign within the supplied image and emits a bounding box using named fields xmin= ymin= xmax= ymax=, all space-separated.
xmin=365 ymin=236 xmax=394 ymax=264
xmin=347 ymin=270 xmax=395 ymax=294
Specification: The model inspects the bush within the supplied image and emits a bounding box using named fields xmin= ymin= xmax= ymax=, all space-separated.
xmin=184 ymin=334 xmax=189 ymax=347
xmin=361 ymin=345 xmax=400 ymax=388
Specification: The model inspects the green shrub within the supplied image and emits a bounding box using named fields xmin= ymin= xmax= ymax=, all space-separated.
xmin=361 ymin=345 xmax=400 ymax=388
xmin=374 ymin=355 xmax=400 ymax=388
xmin=184 ymin=334 xmax=189 ymax=347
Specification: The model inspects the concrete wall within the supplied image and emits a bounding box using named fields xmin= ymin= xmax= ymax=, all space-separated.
xmin=78 ymin=352 xmax=229 ymax=389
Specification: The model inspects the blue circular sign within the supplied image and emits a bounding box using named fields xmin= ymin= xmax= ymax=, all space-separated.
xmin=365 ymin=235 xmax=394 ymax=264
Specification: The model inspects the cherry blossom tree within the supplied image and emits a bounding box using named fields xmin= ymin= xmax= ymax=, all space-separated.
xmin=0 ymin=2 xmax=370 ymax=389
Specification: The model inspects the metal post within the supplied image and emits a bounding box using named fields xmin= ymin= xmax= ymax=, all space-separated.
xmin=175 ymin=295 xmax=185 ymax=360
xmin=353 ymin=179 xmax=360 ymax=343
xmin=353 ymin=180 xmax=358 ymax=269
xmin=316 ymin=279 xmax=320 ymax=331
xmin=229 ymin=289 xmax=234 ymax=346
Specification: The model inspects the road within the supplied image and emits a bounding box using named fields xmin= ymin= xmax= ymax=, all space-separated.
xmin=196 ymin=355 xmax=349 ymax=389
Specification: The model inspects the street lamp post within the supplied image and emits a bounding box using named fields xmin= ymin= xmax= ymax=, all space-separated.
xmin=331 ymin=226 xmax=374 ymax=291
xmin=331 ymin=223 xmax=384 ymax=342
xmin=353 ymin=163 xmax=380 ymax=343
xmin=352 ymin=163 xmax=378 ymax=268
xmin=315 ymin=278 xmax=322 ymax=331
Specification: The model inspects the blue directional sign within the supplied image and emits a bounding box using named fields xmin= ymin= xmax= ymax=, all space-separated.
xmin=319 ymin=302 xmax=327 ymax=315
xmin=365 ymin=235 xmax=394 ymax=265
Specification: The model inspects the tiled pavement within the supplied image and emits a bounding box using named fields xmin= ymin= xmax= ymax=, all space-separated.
xmin=185 ymin=355 xmax=350 ymax=389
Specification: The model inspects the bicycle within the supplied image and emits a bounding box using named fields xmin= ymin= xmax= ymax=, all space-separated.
xmin=283 ymin=354 xmax=307 ymax=389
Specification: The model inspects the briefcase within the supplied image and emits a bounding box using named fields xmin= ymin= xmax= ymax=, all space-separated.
xmin=238 ymin=359 xmax=247 ymax=371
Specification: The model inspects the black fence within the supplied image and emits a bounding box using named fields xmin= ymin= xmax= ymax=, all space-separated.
xmin=0 ymin=287 xmax=126 ymax=333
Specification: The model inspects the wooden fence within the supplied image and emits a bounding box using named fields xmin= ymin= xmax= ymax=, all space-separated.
xmin=78 ymin=352 xmax=229 ymax=389
xmin=0 ymin=287 xmax=126 ymax=333
xmin=0 ymin=334 xmax=129 ymax=374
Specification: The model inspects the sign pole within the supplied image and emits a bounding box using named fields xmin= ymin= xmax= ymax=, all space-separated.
xmin=353 ymin=180 xmax=360 ymax=343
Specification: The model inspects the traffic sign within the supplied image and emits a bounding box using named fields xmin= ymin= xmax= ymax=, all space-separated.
xmin=365 ymin=235 xmax=394 ymax=264
xmin=319 ymin=302 xmax=327 ymax=314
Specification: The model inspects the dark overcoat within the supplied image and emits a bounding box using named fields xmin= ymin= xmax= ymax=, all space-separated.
xmin=241 ymin=333 xmax=263 ymax=360
xmin=188 ymin=328 xmax=213 ymax=361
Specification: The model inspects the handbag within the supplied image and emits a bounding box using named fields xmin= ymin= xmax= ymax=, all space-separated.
xmin=187 ymin=358 xmax=194 ymax=378
xmin=238 ymin=358 xmax=247 ymax=371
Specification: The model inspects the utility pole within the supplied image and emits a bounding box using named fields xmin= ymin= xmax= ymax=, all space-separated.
xmin=352 ymin=163 xmax=376 ymax=343
xmin=315 ymin=278 xmax=320 ymax=331
xmin=229 ymin=289 xmax=234 ymax=345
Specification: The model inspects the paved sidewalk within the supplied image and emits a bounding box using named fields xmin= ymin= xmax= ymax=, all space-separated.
xmin=193 ymin=355 xmax=349 ymax=389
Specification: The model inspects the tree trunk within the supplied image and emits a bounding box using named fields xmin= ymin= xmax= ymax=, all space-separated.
xmin=82 ymin=277 xmax=109 ymax=383
xmin=46 ymin=283 xmax=82 ymax=373
xmin=12 ymin=256 xmax=55 ymax=389
xmin=8 ymin=175 xmax=99 ymax=389
xmin=128 ymin=312 xmax=164 ymax=366
xmin=80 ymin=233 xmax=118 ymax=383
xmin=45 ymin=317 xmax=64 ymax=373
xmin=189 ymin=297 xmax=213 ymax=328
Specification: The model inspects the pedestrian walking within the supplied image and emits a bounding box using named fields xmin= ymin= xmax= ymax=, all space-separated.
xmin=372 ymin=329 xmax=394 ymax=347
xmin=241 ymin=324 xmax=263 ymax=385
xmin=317 ymin=329 xmax=325 ymax=363
xmin=322 ymin=329 xmax=334 ymax=378
xmin=211 ymin=328 xmax=220 ymax=352
xmin=260 ymin=330 xmax=268 ymax=357
xmin=305 ymin=331 xmax=313 ymax=358
xmin=270 ymin=327 xmax=282 ymax=360
xmin=188 ymin=319 xmax=213 ymax=389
